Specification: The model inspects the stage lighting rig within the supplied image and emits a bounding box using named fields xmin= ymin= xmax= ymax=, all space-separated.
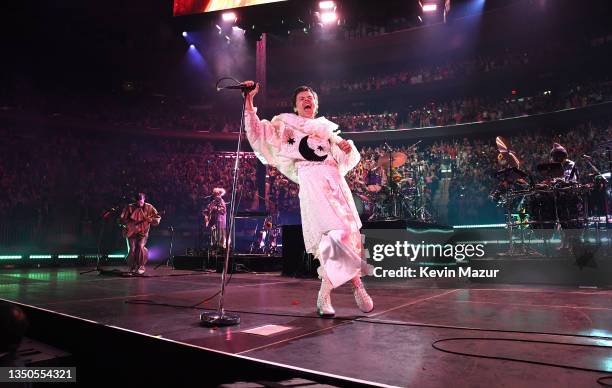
xmin=315 ymin=1 xmax=338 ymax=26
xmin=419 ymin=0 xmax=451 ymax=23
xmin=222 ymin=11 xmax=237 ymax=23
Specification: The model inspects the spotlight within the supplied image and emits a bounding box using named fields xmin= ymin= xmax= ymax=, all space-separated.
xmin=189 ymin=44 xmax=195 ymax=49
xmin=232 ymin=26 xmax=245 ymax=33
xmin=319 ymin=1 xmax=335 ymax=9
xmin=320 ymin=11 xmax=337 ymax=23
xmin=182 ymin=31 xmax=187 ymax=37
xmin=422 ymin=3 xmax=438 ymax=12
xmin=222 ymin=11 xmax=237 ymax=22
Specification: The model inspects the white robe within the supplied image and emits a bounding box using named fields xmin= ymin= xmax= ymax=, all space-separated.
xmin=244 ymin=109 xmax=372 ymax=287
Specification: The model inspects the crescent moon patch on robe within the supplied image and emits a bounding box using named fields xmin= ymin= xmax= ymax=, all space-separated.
xmin=299 ymin=135 xmax=328 ymax=162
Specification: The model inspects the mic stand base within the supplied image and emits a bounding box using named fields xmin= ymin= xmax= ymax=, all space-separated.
xmin=200 ymin=310 xmax=240 ymax=327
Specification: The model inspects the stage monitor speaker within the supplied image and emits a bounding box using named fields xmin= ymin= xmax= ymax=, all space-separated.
xmin=173 ymin=255 xmax=207 ymax=270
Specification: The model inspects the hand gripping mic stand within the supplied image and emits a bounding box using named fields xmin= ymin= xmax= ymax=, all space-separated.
xmin=200 ymin=78 xmax=254 ymax=326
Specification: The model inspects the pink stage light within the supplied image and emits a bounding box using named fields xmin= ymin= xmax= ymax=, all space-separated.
xmin=321 ymin=11 xmax=337 ymax=23
xmin=319 ymin=1 xmax=335 ymax=9
xmin=222 ymin=12 xmax=237 ymax=22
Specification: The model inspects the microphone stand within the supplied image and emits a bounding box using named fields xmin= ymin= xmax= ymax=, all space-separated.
xmin=607 ymin=147 xmax=611 ymax=231
xmin=80 ymin=203 xmax=122 ymax=276
xmin=154 ymin=226 xmax=174 ymax=269
xmin=201 ymin=80 xmax=247 ymax=327
xmin=384 ymin=141 xmax=397 ymax=219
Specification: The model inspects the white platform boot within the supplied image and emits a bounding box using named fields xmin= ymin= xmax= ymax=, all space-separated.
xmin=352 ymin=276 xmax=374 ymax=313
xmin=316 ymin=267 xmax=335 ymax=317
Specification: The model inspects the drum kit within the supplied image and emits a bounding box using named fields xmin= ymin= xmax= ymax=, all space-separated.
xmin=353 ymin=142 xmax=433 ymax=222
xmin=490 ymin=136 xmax=612 ymax=255
xmin=248 ymin=214 xmax=281 ymax=255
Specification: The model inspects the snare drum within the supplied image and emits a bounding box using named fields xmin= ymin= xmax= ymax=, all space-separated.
xmin=366 ymin=171 xmax=383 ymax=192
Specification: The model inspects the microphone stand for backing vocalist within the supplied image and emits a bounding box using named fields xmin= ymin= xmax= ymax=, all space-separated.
xmin=200 ymin=77 xmax=253 ymax=327
xmin=154 ymin=226 xmax=175 ymax=269
xmin=80 ymin=199 xmax=127 ymax=276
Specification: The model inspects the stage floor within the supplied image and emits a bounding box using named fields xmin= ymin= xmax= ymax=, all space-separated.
xmin=2 ymin=266 xmax=612 ymax=387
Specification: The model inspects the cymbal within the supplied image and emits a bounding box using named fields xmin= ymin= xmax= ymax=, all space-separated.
xmin=378 ymin=152 xmax=407 ymax=168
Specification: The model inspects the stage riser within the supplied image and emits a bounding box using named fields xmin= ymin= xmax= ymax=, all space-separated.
xmin=173 ymin=255 xmax=282 ymax=273
xmin=5 ymin=300 xmax=370 ymax=386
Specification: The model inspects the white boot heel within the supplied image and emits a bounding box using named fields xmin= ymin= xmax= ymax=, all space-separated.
xmin=352 ymin=277 xmax=374 ymax=313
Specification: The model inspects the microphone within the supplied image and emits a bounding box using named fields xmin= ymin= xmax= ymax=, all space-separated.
xmin=217 ymin=82 xmax=257 ymax=93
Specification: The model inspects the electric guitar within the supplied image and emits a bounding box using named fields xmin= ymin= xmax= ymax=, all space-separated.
xmin=120 ymin=210 xmax=164 ymax=238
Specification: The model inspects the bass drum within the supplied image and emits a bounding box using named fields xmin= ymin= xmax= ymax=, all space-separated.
xmin=526 ymin=191 xmax=556 ymax=229
xmin=526 ymin=188 xmax=585 ymax=229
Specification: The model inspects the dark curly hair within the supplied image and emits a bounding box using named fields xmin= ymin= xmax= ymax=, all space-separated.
xmin=291 ymin=85 xmax=319 ymax=114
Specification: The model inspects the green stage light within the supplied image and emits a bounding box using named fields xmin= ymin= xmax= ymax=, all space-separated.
xmin=29 ymin=255 xmax=53 ymax=259
xmin=0 ymin=255 xmax=22 ymax=260
xmin=453 ymin=224 xmax=506 ymax=229
xmin=58 ymin=255 xmax=79 ymax=259
xmin=108 ymin=254 xmax=126 ymax=258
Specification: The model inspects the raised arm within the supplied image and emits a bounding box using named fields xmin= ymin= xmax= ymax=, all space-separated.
xmin=244 ymin=80 xmax=259 ymax=113
xmin=242 ymin=80 xmax=283 ymax=166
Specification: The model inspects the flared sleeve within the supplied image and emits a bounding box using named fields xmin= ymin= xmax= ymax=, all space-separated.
xmin=244 ymin=108 xmax=299 ymax=183
xmin=330 ymin=139 xmax=361 ymax=177
xmin=244 ymin=108 xmax=281 ymax=165
xmin=148 ymin=204 xmax=161 ymax=226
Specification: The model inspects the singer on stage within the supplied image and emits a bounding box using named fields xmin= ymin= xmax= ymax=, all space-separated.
xmin=119 ymin=193 xmax=161 ymax=275
xmin=242 ymin=80 xmax=374 ymax=317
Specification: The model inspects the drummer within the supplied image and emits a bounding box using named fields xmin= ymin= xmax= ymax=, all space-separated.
xmin=550 ymin=143 xmax=578 ymax=183
xmin=549 ymin=143 xmax=580 ymax=251
xmin=365 ymin=158 xmax=387 ymax=192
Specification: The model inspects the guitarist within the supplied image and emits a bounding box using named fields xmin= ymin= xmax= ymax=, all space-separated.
xmin=119 ymin=193 xmax=161 ymax=274
xmin=203 ymin=187 xmax=227 ymax=250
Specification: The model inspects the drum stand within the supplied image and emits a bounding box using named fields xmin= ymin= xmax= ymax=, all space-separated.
xmin=499 ymin=192 xmax=542 ymax=257
xmin=248 ymin=223 xmax=260 ymax=254
xmin=585 ymin=150 xmax=611 ymax=246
